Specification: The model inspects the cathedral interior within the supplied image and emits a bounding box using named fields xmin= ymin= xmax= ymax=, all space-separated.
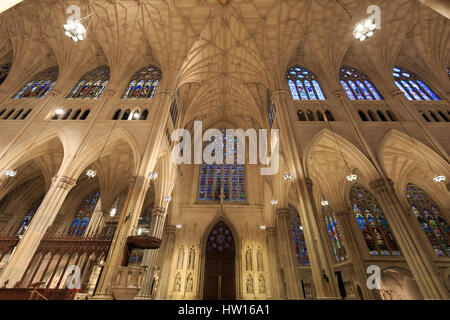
xmin=0 ymin=0 xmax=448 ymax=301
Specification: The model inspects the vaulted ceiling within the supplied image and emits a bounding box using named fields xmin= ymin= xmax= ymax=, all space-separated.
xmin=0 ymin=0 xmax=448 ymax=128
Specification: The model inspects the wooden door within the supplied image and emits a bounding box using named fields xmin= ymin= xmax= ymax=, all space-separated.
xmin=203 ymin=221 xmax=235 ymax=300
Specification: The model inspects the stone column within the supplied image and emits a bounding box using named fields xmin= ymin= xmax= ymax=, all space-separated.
xmin=0 ymin=175 xmax=76 ymax=287
xmin=333 ymin=210 xmax=378 ymax=300
xmin=155 ymin=224 xmax=177 ymax=299
xmin=135 ymin=206 xmax=167 ymax=299
xmin=304 ymin=178 xmax=341 ymax=299
xmin=275 ymin=208 xmax=301 ymax=299
xmin=265 ymin=227 xmax=283 ymax=299
xmin=369 ymin=178 xmax=449 ymax=299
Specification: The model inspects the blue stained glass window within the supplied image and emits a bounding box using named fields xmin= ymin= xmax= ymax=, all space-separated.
xmin=0 ymin=63 xmax=11 ymax=85
xmin=405 ymin=184 xmax=450 ymax=257
xmin=67 ymin=65 xmax=110 ymax=99
xmin=350 ymin=184 xmax=401 ymax=256
xmin=321 ymin=196 xmax=347 ymax=262
xmin=288 ymin=80 xmax=300 ymax=100
xmin=16 ymin=195 xmax=44 ymax=236
xmin=14 ymin=66 xmax=58 ymax=99
xmin=296 ymin=80 xmax=308 ymax=100
xmin=68 ymin=190 xmax=100 ymax=236
xmin=341 ymin=80 xmax=356 ymax=100
xmin=122 ymin=65 xmax=162 ymax=99
xmin=313 ymin=80 xmax=326 ymax=100
xmin=286 ymin=66 xmax=326 ymax=100
xmin=289 ymin=205 xmax=309 ymax=265
xmin=339 ymin=66 xmax=383 ymax=101
xmin=393 ymin=67 xmax=440 ymax=101
xmin=348 ymin=80 xmax=365 ymax=100
xmin=198 ymin=129 xmax=245 ymax=202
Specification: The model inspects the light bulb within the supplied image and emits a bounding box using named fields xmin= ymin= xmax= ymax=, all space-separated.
xmin=283 ymin=172 xmax=293 ymax=181
xmin=367 ymin=31 xmax=374 ymax=37
xmin=270 ymin=199 xmax=278 ymax=206
xmin=133 ymin=112 xmax=139 ymax=119
xmin=360 ymin=35 xmax=366 ymax=42
xmin=109 ymin=208 xmax=117 ymax=217
xmin=165 ymin=196 xmax=172 ymax=202
xmin=370 ymin=23 xmax=377 ymax=31
xmin=86 ymin=169 xmax=97 ymax=178
xmin=260 ymin=225 xmax=267 ymax=230
xmin=321 ymin=200 xmax=329 ymax=206
xmin=148 ymin=172 xmax=158 ymax=180
xmin=4 ymin=169 xmax=17 ymax=177
xmin=63 ymin=24 xmax=70 ymax=31
xmin=346 ymin=173 xmax=357 ymax=182
xmin=176 ymin=224 xmax=182 ymax=229
xmin=433 ymin=175 xmax=446 ymax=183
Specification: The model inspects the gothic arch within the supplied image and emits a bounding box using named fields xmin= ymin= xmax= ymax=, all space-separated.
xmin=379 ymin=129 xmax=449 ymax=209
xmin=304 ymin=129 xmax=379 ymax=212
xmin=198 ymin=216 xmax=242 ymax=300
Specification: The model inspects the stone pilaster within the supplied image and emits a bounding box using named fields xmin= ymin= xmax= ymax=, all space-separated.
xmin=265 ymin=227 xmax=283 ymax=299
xmin=369 ymin=178 xmax=449 ymax=299
xmin=155 ymin=224 xmax=177 ymax=299
xmin=0 ymin=175 xmax=76 ymax=287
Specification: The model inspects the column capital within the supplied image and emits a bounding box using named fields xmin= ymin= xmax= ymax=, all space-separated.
xmin=369 ymin=178 xmax=393 ymax=194
xmin=164 ymin=225 xmax=177 ymax=234
xmin=333 ymin=89 xmax=347 ymax=99
xmin=159 ymin=89 xmax=174 ymax=100
xmin=334 ymin=210 xmax=350 ymax=218
xmin=104 ymin=88 xmax=116 ymax=97
xmin=389 ymin=89 xmax=405 ymax=98
xmin=266 ymin=227 xmax=276 ymax=236
xmin=48 ymin=89 xmax=61 ymax=97
xmin=52 ymin=175 xmax=77 ymax=190
xmin=305 ymin=177 xmax=313 ymax=192
xmin=271 ymin=90 xmax=289 ymax=101
xmin=151 ymin=206 xmax=167 ymax=218
xmin=276 ymin=208 xmax=291 ymax=218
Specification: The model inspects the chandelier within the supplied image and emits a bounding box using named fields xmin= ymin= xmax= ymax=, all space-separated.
xmin=86 ymin=169 xmax=97 ymax=178
xmin=433 ymin=175 xmax=446 ymax=183
xmin=260 ymin=225 xmax=267 ymax=230
xmin=283 ymin=172 xmax=293 ymax=181
xmin=346 ymin=173 xmax=358 ymax=182
xmin=270 ymin=199 xmax=278 ymax=206
xmin=148 ymin=172 xmax=158 ymax=180
xmin=165 ymin=195 xmax=172 ymax=202
xmin=354 ymin=18 xmax=376 ymax=41
xmin=321 ymin=199 xmax=330 ymax=206
xmin=4 ymin=168 xmax=17 ymax=177
xmin=176 ymin=224 xmax=182 ymax=229
xmin=63 ymin=20 xmax=87 ymax=42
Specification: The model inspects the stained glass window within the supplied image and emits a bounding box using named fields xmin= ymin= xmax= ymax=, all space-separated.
xmin=170 ymin=91 xmax=179 ymax=125
xmin=405 ymin=184 xmax=450 ymax=257
xmin=16 ymin=195 xmax=44 ymax=236
xmin=198 ymin=129 xmax=245 ymax=202
xmin=122 ymin=65 xmax=161 ymax=99
xmin=68 ymin=190 xmax=100 ymax=236
xmin=136 ymin=204 xmax=153 ymax=236
xmin=0 ymin=63 xmax=11 ymax=86
xmin=206 ymin=221 xmax=235 ymax=255
xmin=321 ymin=196 xmax=347 ymax=262
xmin=268 ymin=101 xmax=276 ymax=128
xmin=339 ymin=66 xmax=383 ymax=101
xmin=287 ymin=66 xmax=326 ymax=101
xmin=393 ymin=67 xmax=439 ymax=101
xmin=13 ymin=66 xmax=58 ymax=99
xmin=350 ymin=184 xmax=401 ymax=256
xmin=67 ymin=65 xmax=110 ymax=99
xmin=289 ymin=205 xmax=309 ymax=265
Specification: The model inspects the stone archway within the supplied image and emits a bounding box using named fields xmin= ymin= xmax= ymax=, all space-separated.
xmin=203 ymin=221 xmax=236 ymax=300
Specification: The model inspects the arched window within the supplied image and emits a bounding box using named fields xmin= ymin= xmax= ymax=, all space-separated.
xmin=112 ymin=109 xmax=121 ymax=120
xmin=350 ymin=184 xmax=401 ymax=256
xmin=206 ymin=221 xmax=235 ymax=254
xmin=72 ymin=109 xmax=81 ymax=120
xmin=287 ymin=66 xmax=326 ymax=101
xmin=13 ymin=66 xmax=58 ymax=99
xmin=13 ymin=109 xmax=23 ymax=120
xmin=324 ymin=110 xmax=334 ymax=122
xmin=21 ymin=109 xmax=32 ymax=120
xmin=122 ymin=109 xmax=130 ymax=120
xmin=67 ymin=65 xmax=110 ymax=99
xmin=68 ymin=190 xmax=100 ymax=236
xmin=4 ymin=109 xmax=14 ymax=119
xmin=198 ymin=129 xmax=245 ymax=202
xmin=404 ymin=184 xmax=450 ymax=257
xmin=420 ymin=110 xmax=431 ymax=122
xmin=367 ymin=110 xmax=377 ymax=121
xmin=80 ymin=109 xmax=90 ymax=120
xmin=437 ymin=111 xmax=449 ymax=122
xmin=429 ymin=111 xmax=440 ymax=122
xmin=339 ymin=66 xmax=383 ymax=101
xmin=0 ymin=62 xmax=11 ymax=86
xmin=62 ymin=109 xmax=72 ymax=120
xmin=321 ymin=196 xmax=347 ymax=262
xmin=316 ymin=110 xmax=325 ymax=121
xmin=16 ymin=195 xmax=44 ymax=236
xmin=386 ymin=110 xmax=397 ymax=122
xmin=122 ymin=65 xmax=161 ymax=99
xmin=393 ymin=67 xmax=440 ymax=101
xmin=289 ymin=205 xmax=309 ymax=265
xmin=298 ymin=110 xmax=306 ymax=121
xmin=170 ymin=98 xmax=179 ymax=125
xmin=359 ymin=110 xmax=369 ymax=121
xmin=306 ymin=109 xmax=315 ymax=121
xmin=141 ymin=109 xmax=149 ymax=120
xmin=137 ymin=204 xmax=153 ymax=235
xmin=0 ymin=109 xmax=6 ymax=117
xmin=268 ymin=100 xmax=276 ymax=128
xmin=377 ymin=110 xmax=387 ymax=122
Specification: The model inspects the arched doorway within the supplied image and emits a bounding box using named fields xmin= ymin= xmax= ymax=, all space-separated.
xmin=203 ymin=221 xmax=236 ymax=300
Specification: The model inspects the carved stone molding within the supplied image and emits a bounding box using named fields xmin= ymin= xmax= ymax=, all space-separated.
xmin=159 ymin=89 xmax=174 ymax=100
xmin=305 ymin=178 xmax=313 ymax=192
xmin=151 ymin=206 xmax=166 ymax=218
xmin=333 ymin=89 xmax=346 ymax=99
xmin=389 ymin=89 xmax=405 ymax=98
xmin=276 ymin=208 xmax=291 ymax=218
xmin=104 ymin=88 xmax=116 ymax=97
xmin=53 ymin=176 xmax=77 ymax=190
xmin=369 ymin=178 xmax=394 ymax=194
xmin=0 ymin=91 xmax=6 ymax=100
xmin=266 ymin=227 xmax=276 ymax=236
xmin=164 ymin=225 xmax=177 ymax=234
xmin=271 ymin=90 xmax=289 ymax=101
xmin=48 ymin=89 xmax=60 ymax=97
